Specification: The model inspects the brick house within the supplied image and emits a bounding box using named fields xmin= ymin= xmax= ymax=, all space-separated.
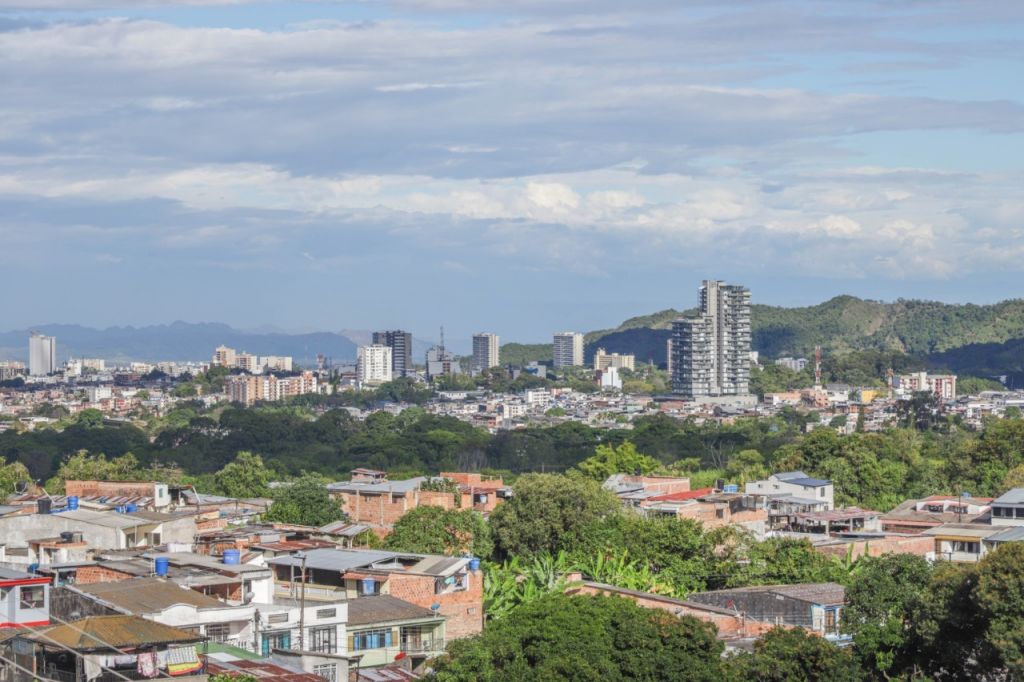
xmin=268 ymin=548 xmax=484 ymax=640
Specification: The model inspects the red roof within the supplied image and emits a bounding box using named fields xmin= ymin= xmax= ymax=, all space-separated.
xmin=644 ymin=487 xmax=715 ymax=503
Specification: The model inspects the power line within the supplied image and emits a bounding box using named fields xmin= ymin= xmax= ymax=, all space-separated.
xmin=0 ymin=649 xmax=67 ymax=682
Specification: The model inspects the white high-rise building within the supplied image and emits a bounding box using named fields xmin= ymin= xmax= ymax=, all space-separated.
xmin=357 ymin=344 xmax=393 ymax=385
xmin=553 ymin=332 xmax=584 ymax=368
xmin=472 ymin=333 xmax=500 ymax=374
xmin=672 ymin=280 xmax=751 ymax=398
xmin=28 ymin=332 xmax=56 ymax=376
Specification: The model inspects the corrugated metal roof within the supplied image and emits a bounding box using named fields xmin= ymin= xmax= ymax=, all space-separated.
xmin=74 ymin=577 xmax=229 ymax=613
xmin=24 ymin=616 xmax=203 ymax=650
xmin=987 ymin=526 xmax=1024 ymax=543
xmin=992 ymin=488 xmax=1024 ymax=505
xmin=354 ymin=664 xmax=421 ymax=681
xmin=207 ymin=657 xmax=323 ymax=682
xmin=346 ymin=595 xmax=440 ymax=627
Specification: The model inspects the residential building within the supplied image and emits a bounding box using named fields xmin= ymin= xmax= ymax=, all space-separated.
xmin=922 ymin=523 xmax=1003 ymax=563
xmin=235 ymin=352 xmax=260 ymax=373
xmin=373 ymin=330 xmax=413 ymax=378
xmin=81 ymin=358 xmax=106 ymax=371
xmin=603 ymin=473 xmax=691 ymax=507
xmin=85 ymin=386 xmax=113 ymax=402
xmin=0 ymin=567 xmax=51 ymax=629
xmin=990 ymin=488 xmax=1024 ymax=525
xmin=267 ymin=547 xmax=483 ymax=640
xmin=665 ymin=338 xmax=673 ymax=375
xmin=745 ymin=471 xmax=834 ymax=510
xmin=64 ymin=480 xmax=172 ymax=508
xmin=672 ymin=280 xmax=751 ymax=399
xmin=28 ymin=332 xmax=57 ymax=376
xmin=553 ymin=332 xmax=584 ymax=368
xmin=881 ymin=495 xmax=992 ymax=534
xmin=213 ymin=345 xmax=237 ymax=368
xmin=593 ymin=348 xmax=635 ymax=371
xmin=8 ymin=615 xmax=207 ymax=682
xmin=687 ymin=583 xmax=847 ymax=640
xmin=471 ymin=333 xmax=500 ymax=374
xmin=894 ymin=371 xmax=957 ymax=400
xmin=261 ymin=356 xmax=294 ymax=372
xmin=599 ymin=367 xmax=622 ymax=390
xmin=357 ymin=345 xmax=393 ymax=385
xmin=775 ymin=357 xmax=808 ymax=372
xmin=0 ymin=506 xmax=197 ymax=552
xmin=425 ymin=345 xmax=460 ymax=379
xmin=0 ymin=360 xmax=26 ymax=381
xmin=226 ymin=372 xmax=318 ymax=406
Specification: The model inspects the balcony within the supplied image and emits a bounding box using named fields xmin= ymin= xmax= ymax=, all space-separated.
xmin=401 ymin=637 xmax=445 ymax=654
xmin=275 ymin=581 xmax=347 ymax=601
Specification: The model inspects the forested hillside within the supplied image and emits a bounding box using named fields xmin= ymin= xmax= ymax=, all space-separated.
xmin=502 ymin=296 xmax=1024 ymax=377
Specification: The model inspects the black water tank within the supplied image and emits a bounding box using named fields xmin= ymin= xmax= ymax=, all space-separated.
xmin=60 ymin=531 xmax=74 ymax=543
xmin=37 ymin=498 xmax=52 ymax=515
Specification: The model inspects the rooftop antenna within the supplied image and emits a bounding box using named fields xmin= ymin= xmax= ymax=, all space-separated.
xmin=440 ymin=326 xmax=446 ymax=352
xmin=814 ymin=345 xmax=822 ymax=389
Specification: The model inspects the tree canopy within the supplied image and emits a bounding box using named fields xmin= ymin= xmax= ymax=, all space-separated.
xmin=262 ymin=473 xmax=344 ymax=527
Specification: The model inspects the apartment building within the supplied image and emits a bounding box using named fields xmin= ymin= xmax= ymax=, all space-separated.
xmin=672 ymin=280 xmax=751 ymax=398
xmin=553 ymin=332 xmax=584 ymax=368
xmin=372 ymin=330 xmax=413 ymax=378
xmin=593 ymin=348 xmax=635 ymax=371
xmin=357 ymin=345 xmax=393 ymax=385
xmin=471 ymin=333 xmax=500 ymax=374
xmin=29 ymin=332 xmax=57 ymax=376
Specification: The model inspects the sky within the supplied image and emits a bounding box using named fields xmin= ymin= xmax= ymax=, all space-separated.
xmin=1 ymin=1 xmax=1022 ymax=344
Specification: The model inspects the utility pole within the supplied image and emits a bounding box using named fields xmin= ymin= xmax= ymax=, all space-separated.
xmin=297 ymin=552 xmax=307 ymax=650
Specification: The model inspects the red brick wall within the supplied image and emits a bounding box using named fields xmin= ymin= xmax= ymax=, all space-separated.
xmin=65 ymin=480 xmax=156 ymax=499
xmin=386 ymin=570 xmax=484 ymax=640
xmin=74 ymin=565 xmax=134 ymax=585
xmin=567 ymin=584 xmax=777 ymax=639
xmin=813 ymin=535 xmax=934 ymax=560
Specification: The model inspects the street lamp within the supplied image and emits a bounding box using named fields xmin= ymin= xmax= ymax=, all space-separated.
xmin=295 ymin=552 xmax=307 ymax=651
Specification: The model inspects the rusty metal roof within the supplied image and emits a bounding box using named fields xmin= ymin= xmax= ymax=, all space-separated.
xmin=23 ymin=615 xmax=204 ymax=650
xmin=73 ymin=577 xmax=227 ymax=613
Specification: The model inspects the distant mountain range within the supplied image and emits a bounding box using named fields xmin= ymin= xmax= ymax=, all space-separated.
xmin=0 ymin=322 xmax=360 ymax=365
xmin=4 ymin=296 xmax=1023 ymax=378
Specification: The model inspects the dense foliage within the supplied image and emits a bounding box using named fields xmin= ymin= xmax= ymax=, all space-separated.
xmin=430 ymin=593 xmax=724 ymax=682
xmin=384 ymin=506 xmax=493 ymax=558
xmin=262 ymin=473 xmax=344 ymax=527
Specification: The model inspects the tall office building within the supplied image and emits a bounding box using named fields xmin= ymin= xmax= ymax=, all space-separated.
xmin=471 ymin=333 xmax=500 ymax=374
xmin=672 ymin=280 xmax=751 ymax=398
xmin=553 ymin=332 xmax=584 ymax=368
xmin=357 ymin=344 xmax=393 ymax=385
xmin=28 ymin=332 xmax=56 ymax=376
xmin=372 ymin=330 xmax=413 ymax=377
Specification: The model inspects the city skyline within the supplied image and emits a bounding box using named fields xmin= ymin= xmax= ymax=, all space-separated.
xmin=2 ymin=2 xmax=1023 ymax=338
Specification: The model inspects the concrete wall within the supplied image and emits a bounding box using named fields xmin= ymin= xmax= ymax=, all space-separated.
xmin=386 ymin=569 xmax=484 ymax=640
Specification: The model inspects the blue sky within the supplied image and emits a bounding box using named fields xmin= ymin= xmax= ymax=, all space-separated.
xmin=1 ymin=1 xmax=1022 ymax=344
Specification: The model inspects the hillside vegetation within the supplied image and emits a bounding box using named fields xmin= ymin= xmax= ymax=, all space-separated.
xmin=500 ymin=296 xmax=1024 ymax=376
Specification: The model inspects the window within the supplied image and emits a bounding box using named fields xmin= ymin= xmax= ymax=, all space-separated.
xmin=262 ymin=631 xmax=291 ymax=656
xmin=316 ymin=608 xmax=336 ymax=620
xmin=351 ymin=629 xmax=392 ymax=651
xmin=313 ymin=664 xmax=336 ymax=682
xmin=993 ymin=507 xmax=1003 ymax=517
xmin=19 ymin=586 xmax=44 ymax=609
xmin=951 ymin=541 xmax=980 ymax=554
xmin=310 ymin=627 xmax=336 ymax=653
xmin=205 ymin=623 xmax=230 ymax=643
xmin=1017 ymin=508 xmax=1024 ymax=519
xmin=268 ymin=613 xmax=289 ymax=625
xmin=357 ymin=580 xmax=381 ymax=596
xmin=819 ymin=488 xmax=826 ymax=498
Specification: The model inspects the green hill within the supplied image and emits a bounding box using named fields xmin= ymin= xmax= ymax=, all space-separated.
xmin=501 ymin=296 xmax=1024 ymax=373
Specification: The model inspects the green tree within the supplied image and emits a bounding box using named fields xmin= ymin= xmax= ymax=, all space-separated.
xmin=843 ymin=553 xmax=932 ymax=678
xmin=77 ymin=408 xmax=105 ymax=428
xmin=213 ymin=451 xmax=273 ymax=498
xmin=723 ymin=627 xmax=862 ymax=682
xmin=47 ymin=451 xmax=143 ymax=492
xmin=975 ymin=542 xmax=1024 ymax=677
xmin=0 ymin=461 xmax=31 ymax=497
xmin=431 ymin=593 xmax=723 ymax=681
xmin=385 ymin=506 xmax=493 ymax=558
xmin=263 ymin=474 xmax=344 ymax=527
xmin=576 ymin=441 xmax=660 ymax=480
xmin=489 ymin=473 xmax=620 ymax=558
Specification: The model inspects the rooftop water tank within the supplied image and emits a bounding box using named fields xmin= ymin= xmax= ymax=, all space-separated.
xmin=67 ymin=496 xmax=79 ymax=511
xmin=154 ymin=557 xmax=170 ymax=577
xmin=223 ymin=549 xmax=241 ymax=565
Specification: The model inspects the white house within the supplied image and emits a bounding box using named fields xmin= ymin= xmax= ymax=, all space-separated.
xmin=745 ymin=471 xmax=835 ymax=510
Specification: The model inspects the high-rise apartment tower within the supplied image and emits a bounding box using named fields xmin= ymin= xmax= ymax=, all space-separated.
xmin=372 ymin=330 xmax=413 ymax=377
xmin=471 ymin=333 xmax=500 ymax=374
xmin=671 ymin=280 xmax=751 ymax=398
xmin=553 ymin=332 xmax=584 ymax=368
xmin=28 ymin=332 xmax=57 ymax=376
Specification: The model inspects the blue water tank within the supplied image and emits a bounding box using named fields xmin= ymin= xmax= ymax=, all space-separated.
xmin=469 ymin=558 xmax=481 ymax=571
xmin=361 ymin=578 xmax=376 ymax=595
xmin=115 ymin=505 xmax=125 ymax=513
xmin=222 ymin=549 xmax=241 ymax=565
xmin=67 ymin=496 xmax=79 ymax=511
xmin=723 ymin=484 xmax=739 ymax=493
xmin=125 ymin=503 xmax=138 ymax=513
xmin=154 ymin=557 xmax=170 ymax=577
